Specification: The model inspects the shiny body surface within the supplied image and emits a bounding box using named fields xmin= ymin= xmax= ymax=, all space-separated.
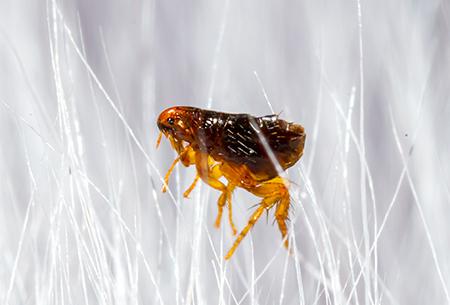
xmin=157 ymin=106 xmax=306 ymax=259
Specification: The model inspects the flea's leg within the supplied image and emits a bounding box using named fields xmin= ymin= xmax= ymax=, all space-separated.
xmin=224 ymin=176 xmax=291 ymax=259
xmin=215 ymin=183 xmax=237 ymax=235
xmin=214 ymin=187 xmax=227 ymax=229
xmin=162 ymin=155 xmax=181 ymax=193
xmin=183 ymin=174 xmax=200 ymax=198
xmin=226 ymin=184 xmax=237 ymax=235
xmin=179 ymin=146 xmax=196 ymax=167
xmin=225 ymin=195 xmax=278 ymax=260
xmin=195 ymin=153 xmax=235 ymax=230
xmin=275 ymin=192 xmax=290 ymax=249
xmin=162 ymin=146 xmax=195 ymax=193
xmin=251 ymin=177 xmax=291 ymax=249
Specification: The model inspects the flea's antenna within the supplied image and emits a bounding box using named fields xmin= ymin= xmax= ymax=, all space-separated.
xmin=156 ymin=131 xmax=163 ymax=149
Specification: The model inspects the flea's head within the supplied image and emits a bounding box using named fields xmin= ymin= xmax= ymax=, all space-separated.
xmin=157 ymin=106 xmax=197 ymax=148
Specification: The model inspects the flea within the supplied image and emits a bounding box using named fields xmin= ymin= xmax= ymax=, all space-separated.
xmin=157 ymin=106 xmax=306 ymax=259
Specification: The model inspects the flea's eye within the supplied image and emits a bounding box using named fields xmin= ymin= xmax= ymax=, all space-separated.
xmin=167 ymin=117 xmax=175 ymax=125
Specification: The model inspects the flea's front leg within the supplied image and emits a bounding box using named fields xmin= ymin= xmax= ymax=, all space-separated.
xmin=162 ymin=146 xmax=195 ymax=193
xmin=183 ymin=174 xmax=200 ymax=198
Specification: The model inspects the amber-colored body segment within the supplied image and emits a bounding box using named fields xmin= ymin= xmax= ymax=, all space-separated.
xmin=157 ymin=106 xmax=306 ymax=259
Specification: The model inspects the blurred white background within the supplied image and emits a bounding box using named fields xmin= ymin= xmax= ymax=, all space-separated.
xmin=1 ymin=0 xmax=449 ymax=304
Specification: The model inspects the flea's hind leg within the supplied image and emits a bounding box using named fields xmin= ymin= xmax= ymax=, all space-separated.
xmin=224 ymin=176 xmax=291 ymax=259
xmin=249 ymin=176 xmax=291 ymax=248
xmin=225 ymin=195 xmax=278 ymax=260
xmin=275 ymin=192 xmax=290 ymax=249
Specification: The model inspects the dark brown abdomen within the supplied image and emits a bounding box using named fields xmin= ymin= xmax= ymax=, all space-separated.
xmin=195 ymin=111 xmax=306 ymax=179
